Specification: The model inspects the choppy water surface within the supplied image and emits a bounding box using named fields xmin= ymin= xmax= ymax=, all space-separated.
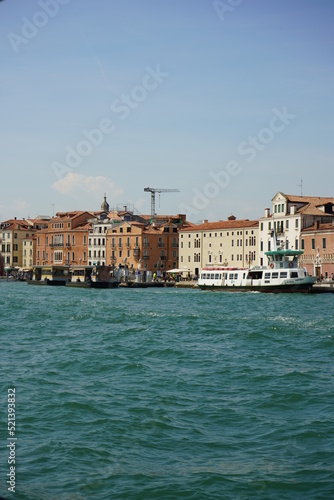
xmin=1 ymin=282 xmax=334 ymax=499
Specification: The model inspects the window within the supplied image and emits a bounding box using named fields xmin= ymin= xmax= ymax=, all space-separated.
xmin=323 ymin=238 xmax=326 ymax=249
xmin=72 ymin=235 xmax=75 ymax=245
xmin=286 ymin=220 xmax=289 ymax=229
xmin=260 ymin=223 xmax=263 ymax=231
xmin=295 ymin=219 xmax=299 ymax=228
xmin=301 ymin=239 xmax=305 ymax=250
xmin=295 ymin=239 xmax=298 ymax=250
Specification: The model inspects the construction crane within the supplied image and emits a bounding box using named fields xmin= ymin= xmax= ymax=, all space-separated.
xmin=144 ymin=187 xmax=180 ymax=217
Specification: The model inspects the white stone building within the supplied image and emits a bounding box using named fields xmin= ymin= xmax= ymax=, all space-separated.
xmin=258 ymin=192 xmax=334 ymax=266
xmin=179 ymin=217 xmax=259 ymax=277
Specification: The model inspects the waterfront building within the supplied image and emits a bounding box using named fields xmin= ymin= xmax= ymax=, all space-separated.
xmin=0 ymin=218 xmax=38 ymax=270
xmin=106 ymin=214 xmax=190 ymax=275
xmin=300 ymin=221 xmax=334 ymax=278
xmin=36 ymin=211 xmax=94 ymax=266
xmin=259 ymin=193 xmax=334 ymax=266
xmin=178 ymin=217 xmax=259 ymax=278
xmin=22 ymin=236 xmax=36 ymax=270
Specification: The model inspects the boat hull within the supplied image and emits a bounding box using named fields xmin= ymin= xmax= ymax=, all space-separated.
xmin=198 ymin=283 xmax=314 ymax=293
xmin=90 ymin=280 xmax=118 ymax=289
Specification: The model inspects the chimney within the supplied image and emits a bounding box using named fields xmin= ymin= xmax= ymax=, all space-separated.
xmin=264 ymin=208 xmax=270 ymax=218
xmin=315 ymin=220 xmax=319 ymax=230
xmin=123 ymin=205 xmax=127 ymax=212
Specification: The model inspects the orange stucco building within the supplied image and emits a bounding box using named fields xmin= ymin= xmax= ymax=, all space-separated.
xmin=106 ymin=215 xmax=192 ymax=274
xmin=36 ymin=211 xmax=94 ymax=266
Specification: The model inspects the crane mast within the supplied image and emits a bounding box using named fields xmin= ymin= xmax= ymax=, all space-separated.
xmin=144 ymin=187 xmax=180 ymax=217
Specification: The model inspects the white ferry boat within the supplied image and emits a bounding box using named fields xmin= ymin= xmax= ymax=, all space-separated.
xmin=198 ymin=243 xmax=316 ymax=293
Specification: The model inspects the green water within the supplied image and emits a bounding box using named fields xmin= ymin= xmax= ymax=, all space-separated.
xmin=1 ymin=283 xmax=333 ymax=499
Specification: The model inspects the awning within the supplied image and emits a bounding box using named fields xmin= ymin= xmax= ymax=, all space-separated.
xmin=166 ymin=267 xmax=190 ymax=273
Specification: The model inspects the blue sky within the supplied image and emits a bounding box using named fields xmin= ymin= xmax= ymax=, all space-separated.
xmin=1 ymin=0 xmax=333 ymax=222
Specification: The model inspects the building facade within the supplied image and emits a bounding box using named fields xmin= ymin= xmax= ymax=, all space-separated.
xmin=0 ymin=219 xmax=37 ymax=270
xmin=259 ymin=193 xmax=334 ymax=266
xmin=36 ymin=211 xmax=94 ymax=267
xmin=300 ymin=222 xmax=334 ymax=278
xmin=179 ymin=217 xmax=259 ymax=277
xmin=106 ymin=215 xmax=189 ymax=274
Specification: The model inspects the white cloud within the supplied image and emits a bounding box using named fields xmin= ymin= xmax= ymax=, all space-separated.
xmin=52 ymin=173 xmax=124 ymax=198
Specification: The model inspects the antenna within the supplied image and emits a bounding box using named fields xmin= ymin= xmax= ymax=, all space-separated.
xmin=297 ymin=179 xmax=303 ymax=196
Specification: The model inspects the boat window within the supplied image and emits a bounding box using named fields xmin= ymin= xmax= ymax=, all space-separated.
xmin=248 ymin=271 xmax=263 ymax=279
xmin=210 ymin=273 xmax=214 ymax=279
xmin=215 ymin=273 xmax=219 ymax=279
xmin=201 ymin=273 xmax=206 ymax=279
xmin=264 ymin=273 xmax=271 ymax=279
xmin=219 ymin=274 xmax=222 ymax=279
xmin=272 ymin=272 xmax=279 ymax=279
xmin=290 ymin=272 xmax=298 ymax=278
xmin=280 ymin=272 xmax=288 ymax=278
xmin=229 ymin=273 xmax=234 ymax=279
xmin=234 ymin=274 xmax=238 ymax=279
